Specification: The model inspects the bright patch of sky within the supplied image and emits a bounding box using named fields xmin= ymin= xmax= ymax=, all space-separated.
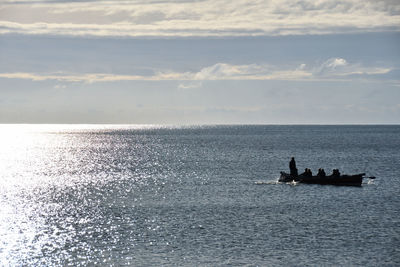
xmin=0 ymin=0 xmax=399 ymax=123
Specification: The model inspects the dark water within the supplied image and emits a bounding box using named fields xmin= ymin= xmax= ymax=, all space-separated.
xmin=0 ymin=125 xmax=399 ymax=266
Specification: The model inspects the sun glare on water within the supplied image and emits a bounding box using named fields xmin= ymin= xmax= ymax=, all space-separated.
xmin=0 ymin=124 xmax=113 ymax=265
xmin=0 ymin=124 xmax=169 ymax=265
xmin=0 ymin=125 xmax=73 ymax=265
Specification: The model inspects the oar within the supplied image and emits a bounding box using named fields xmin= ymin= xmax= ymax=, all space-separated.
xmin=360 ymin=173 xmax=375 ymax=179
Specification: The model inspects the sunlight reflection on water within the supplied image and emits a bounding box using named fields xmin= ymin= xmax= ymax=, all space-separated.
xmin=0 ymin=124 xmax=162 ymax=265
xmin=0 ymin=124 xmax=399 ymax=266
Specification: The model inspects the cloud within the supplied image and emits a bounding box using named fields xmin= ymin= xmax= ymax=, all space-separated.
xmin=188 ymin=60 xmax=392 ymax=81
xmin=193 ymin=63 xmax=269 ymax=80
xmin=0 ymin=59 xmax=393 ymax=83
xmin=0 ymin=72 xmax=145 ymax=82
xmin=54 ymin=84 xmax=66 ymax=89
xmin=0 ymin=0 xmax=399 ymax=37
xmin=315 ymin=58 xmax=392 ymax=77
xmin=178 ymin=81 xmax=203 ymax=89
xmin=325 ymin=58 xmax=348 ymax=68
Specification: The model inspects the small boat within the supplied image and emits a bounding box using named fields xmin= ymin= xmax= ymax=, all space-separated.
xmin=279 ymin=171 xmax=373 ymax=186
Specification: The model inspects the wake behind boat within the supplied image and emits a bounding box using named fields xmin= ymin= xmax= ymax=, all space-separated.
xmin=280 ymin=158 xmax=375 ymax=186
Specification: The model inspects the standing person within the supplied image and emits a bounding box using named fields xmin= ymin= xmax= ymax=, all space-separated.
xmin=289 ymin=157 xmax=298 ymax=177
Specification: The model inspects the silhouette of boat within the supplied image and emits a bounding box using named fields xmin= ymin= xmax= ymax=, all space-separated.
xmin=279 ymin=172 xmax=373 ymax=186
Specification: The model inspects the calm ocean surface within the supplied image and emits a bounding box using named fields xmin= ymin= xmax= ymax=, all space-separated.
xmin=0 ymin=125 xmax=399 ymax=266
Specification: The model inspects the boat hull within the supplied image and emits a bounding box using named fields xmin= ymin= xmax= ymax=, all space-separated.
xmin=279 ymin=172 xmax=365 ymax=186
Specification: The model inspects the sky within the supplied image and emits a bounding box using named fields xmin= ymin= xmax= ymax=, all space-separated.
xmin=0 ymin=0 xmax=399 ymax=124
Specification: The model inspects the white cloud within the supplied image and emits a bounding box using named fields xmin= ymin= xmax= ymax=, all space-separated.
xmin=193 ymin=63 xmax=269 ymax=80
xmin=325 ymin=58 xmax=348 ymax=68
xmin=178 ymin=80 xmax=203 ymax=89
xmin=0 ymin=0 xmax=399 ymax=37
xmin=316 ymin=58 xmax=392 ymax=77
xmin=0 ymin=59 xmax=392 ymax=83
xmin=54 ymin=84 xmax=66 ymax=89
xmin=0 ymin=72 xmax=154 ymax=82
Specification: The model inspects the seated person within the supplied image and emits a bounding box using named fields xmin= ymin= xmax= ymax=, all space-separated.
xmin=301 ymin=168 xmax=313 ymax=177
xmin=317 ymin=168 xmax=326 ymax=177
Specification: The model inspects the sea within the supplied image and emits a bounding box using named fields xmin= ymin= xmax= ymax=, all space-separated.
xmin=0 ymin=125 xmax=399 ymax=266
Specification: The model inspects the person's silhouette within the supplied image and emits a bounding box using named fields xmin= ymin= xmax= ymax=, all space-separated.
xmin=289 ymin=157 xmax=298 ymax=177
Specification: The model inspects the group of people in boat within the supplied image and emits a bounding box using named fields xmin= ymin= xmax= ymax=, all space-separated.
xmin=289 ymin=157 xmax=341 ymax=178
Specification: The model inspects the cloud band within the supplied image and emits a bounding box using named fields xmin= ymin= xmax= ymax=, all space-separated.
xmin=0 ymin=0 xmax=399 ymax=37
xmin=0 ymin=59 xmax=392 ymax=84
